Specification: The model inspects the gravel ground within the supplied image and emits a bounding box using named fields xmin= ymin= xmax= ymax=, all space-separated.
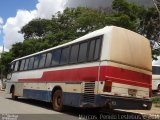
xmin=1 ymin=90 xmax=160 ymax=120
xmin=115 ymin=102 xmax=160 ymax=120
xmin=126 ymin=104 xmax=160 ymax=114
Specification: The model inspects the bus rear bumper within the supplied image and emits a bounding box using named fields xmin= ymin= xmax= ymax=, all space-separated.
xmin=94 ymin=95 xmax=152 ymax=110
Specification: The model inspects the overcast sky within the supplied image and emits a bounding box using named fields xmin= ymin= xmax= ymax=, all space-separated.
xmin=66 ymin=0 xmax=153 ymax=8
xmin=0 ymin=0 xmax=154 ymax=51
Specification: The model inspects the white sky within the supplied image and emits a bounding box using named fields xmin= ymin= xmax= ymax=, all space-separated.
xmin=2 ymin=0 xmax=65 ymax=49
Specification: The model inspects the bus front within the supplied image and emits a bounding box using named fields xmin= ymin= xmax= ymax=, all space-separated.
xmin=97 ymin=26 xmax=152 ymax=110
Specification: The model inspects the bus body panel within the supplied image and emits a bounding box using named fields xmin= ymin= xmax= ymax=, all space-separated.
xmin=97 ymin=27 xmax=152 ymax=109
xmin=107 ymin=27 xmax=151 ymax=71
xmin=98 ymin=61 xmax=151 ymax=98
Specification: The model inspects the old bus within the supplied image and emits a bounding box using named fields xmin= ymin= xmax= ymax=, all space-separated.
xmin=6 ymin=26 xmax=152 ymax=111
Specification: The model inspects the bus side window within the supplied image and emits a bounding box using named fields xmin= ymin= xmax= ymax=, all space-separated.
xmin=52 ymin=49 xmax=61 ymax=66
xmin=94 ymin=38 xmax=101 ymax=60
xmin=78 ymin=42 xmax=88 ymax=62
xmin=28 ymin=57 xmax=34 ymax=70
xmin=33 ymin=55 xmax=40 ymax=69
xmin=60 ymin=47 xmax=70 ymax=65
xmin=14 ymin=61 xmax=20 ymax=72
xmin=69 ymin=44 xmax=79 ymax=63
xmin=45 ymin=52 xmax=52 ymax=67
xmin=24 ymin=59 xmax=29 ymax=70
xmin=39 ymin=54 xmax=46 ymax=68
xmin=88 ymin=39 xmax=96 ymax=61
xmin=11 ymin=62 xmax=15 ymax=71
xmin=20 ymin=59 xmax=25 ymax=71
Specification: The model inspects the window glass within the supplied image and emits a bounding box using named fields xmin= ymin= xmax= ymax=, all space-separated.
xmin=33 ymin=55 xmax=40 ymax=69
xmin=88 ymin=40 xmax=95 ymax=61
xmin=78 ymin=42 xmax=88 ymax=62
xmin=152 ymin=66 xmax=160 ymax=75
xmin=14 ymin=61 xmax=19 ymax=71
xmin=52 ymin=49 xmax=61 ymax=66
xmin=94 ymin=39 xmax=101 ymax=60
xmin=60 ymin=47 xmax=70 ymax=65
xmin=45 ymin=52 xmax=52 ymax=67
xmin=39 ymin=54 xmax=46 ymax=68
xmin=28 ymin=57 xmax=34 ymax=70
xmin=20 ymin=59 xmax=25 ymax=71
xmin=69 ymin=44 xmax=79 ymax=63
xmin=11 ymin=62 xmax=15 ymax=71
xmin=24 ymin=59 xmax=29 ymax=70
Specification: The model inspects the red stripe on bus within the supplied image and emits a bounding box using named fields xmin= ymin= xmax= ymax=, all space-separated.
xmin=100 ymin=66 xmax=152 ymax=88
xmin=18 ymin=66 xmax=151 ymax=88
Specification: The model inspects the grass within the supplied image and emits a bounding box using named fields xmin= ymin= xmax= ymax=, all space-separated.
xmin=152 ymin=97 xmax=160 ymax=107
xmin=152 ymin=97 xmax=160 ymax=103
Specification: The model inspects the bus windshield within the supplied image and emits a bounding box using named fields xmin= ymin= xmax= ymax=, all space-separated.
xmin=152 ymin=66 xmax=160 ymax=75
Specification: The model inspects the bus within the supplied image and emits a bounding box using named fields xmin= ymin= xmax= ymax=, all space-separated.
xmin=6 ymin=26 xmax=152 ymax=111
xmin=152 ymin=65 xmax=160 ymax=91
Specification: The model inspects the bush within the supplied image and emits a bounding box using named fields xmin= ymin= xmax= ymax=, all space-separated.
xmin=152 ymin=97 xmax=160 ymax=103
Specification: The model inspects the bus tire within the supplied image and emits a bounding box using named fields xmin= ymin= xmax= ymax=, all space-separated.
xmin=11 ymin=87 xmax=18 ymax=100
xmin=52 ymin=90 xmax=64 ymax=112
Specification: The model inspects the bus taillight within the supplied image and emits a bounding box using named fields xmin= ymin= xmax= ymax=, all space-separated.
xmin=103 ymin=80 xmax=112 ymax=92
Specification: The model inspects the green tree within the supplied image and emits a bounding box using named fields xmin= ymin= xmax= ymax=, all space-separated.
xmin=0 ymin=52 xmax=13 ymax=77
xmin=112 ymin=0 xmax=160 ymax=59
xmin=21 ymin=19 xmax=51 ymax=39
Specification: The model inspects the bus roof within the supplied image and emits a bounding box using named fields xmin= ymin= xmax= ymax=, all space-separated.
xmin=108 ymin=26 xmax=151 ymax=71
xmin=12 ymin=26 xmax=149 ymax=63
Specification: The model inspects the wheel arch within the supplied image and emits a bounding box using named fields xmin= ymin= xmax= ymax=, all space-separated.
xmin=10 ymin=84 xmax=15 ymax=93
xmin=51 ymin=86 xmax=63 ymax=101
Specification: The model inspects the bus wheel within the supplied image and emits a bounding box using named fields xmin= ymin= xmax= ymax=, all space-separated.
xmin=11 ymin=87 xmax=18 ymax=100
xmin=52 ymin=90 xmax=64 ymax=112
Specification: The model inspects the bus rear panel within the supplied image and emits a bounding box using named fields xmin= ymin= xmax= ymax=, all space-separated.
xmin=95 ymin=27 xmax=152 ymax=110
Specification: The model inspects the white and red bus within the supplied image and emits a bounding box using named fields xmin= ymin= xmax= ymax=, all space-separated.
xmin=6 ymin=26 xmax=152 ymax=111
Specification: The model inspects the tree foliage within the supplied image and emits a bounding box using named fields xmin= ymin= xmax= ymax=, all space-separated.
xmin=0 ymin=52 xmax=13 ymax=77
